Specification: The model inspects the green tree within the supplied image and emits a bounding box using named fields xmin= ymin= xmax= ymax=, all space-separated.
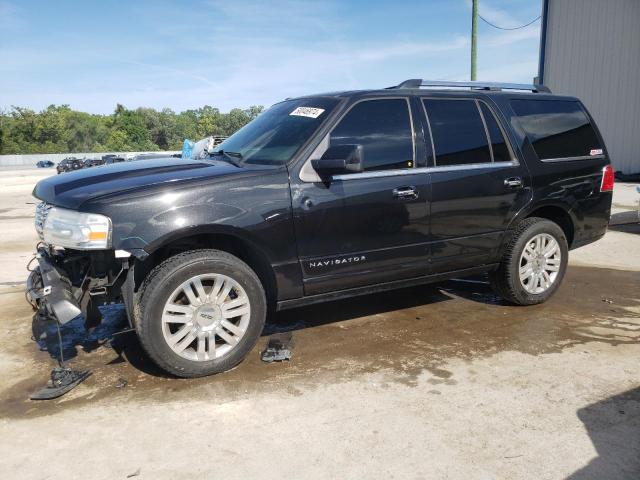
xmin=0 ymin=103 xmax=264 ymax=155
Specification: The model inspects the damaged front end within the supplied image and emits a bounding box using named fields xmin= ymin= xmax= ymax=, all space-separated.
xmin=27 ymin=245 xmax=133 ymax=329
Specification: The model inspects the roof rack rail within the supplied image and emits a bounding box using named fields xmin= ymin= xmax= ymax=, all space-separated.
xmin=389 ymin=79 xmax=551 ymax=93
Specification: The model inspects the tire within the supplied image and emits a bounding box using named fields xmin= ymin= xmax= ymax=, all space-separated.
xmin=489 ymin=217 xmax=568 ymax=305
xmin=136 ymin=249 xmax=266 ymax=378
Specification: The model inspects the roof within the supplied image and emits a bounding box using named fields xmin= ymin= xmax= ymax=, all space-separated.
xmin=288 ymin=80 xmax=573 ymax=102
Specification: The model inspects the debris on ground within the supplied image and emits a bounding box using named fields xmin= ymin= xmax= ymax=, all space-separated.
xmin=30 ymin=368 xmax=92 ymax=400
xmin=126 ymin=467 xmax=141 ymax=478
xmin=602 ymin=297 xmax=614 ymax=304
xmin=261 ymin=332 xmax=294 ymax=363
xmin=114 ymin=377 xmax=128 ymax=389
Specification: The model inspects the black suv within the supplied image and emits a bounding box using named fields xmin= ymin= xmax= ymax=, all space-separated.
xmin=102 ymin=154 xmax=126 ymax=165
xmin=56 ymin=157 xmax=84 ymax=174
xmin=28 ymin=80 xmax=613 ymax=377
xmin=83 ymin=158 xmax=105 ymax=168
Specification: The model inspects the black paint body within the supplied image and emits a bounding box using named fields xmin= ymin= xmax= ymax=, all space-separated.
xmin=33 ymin=88 xmax=612 ymax=312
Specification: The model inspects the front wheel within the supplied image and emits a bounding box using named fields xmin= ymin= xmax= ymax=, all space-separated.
xmin=490 ymin=217 xmax=568 ymax=305
xmin=136 ymin=249 xmax=266 ymax=378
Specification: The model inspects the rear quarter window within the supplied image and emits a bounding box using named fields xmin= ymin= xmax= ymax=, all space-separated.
xmin=510 ymin=99 xmax=602 ymax=160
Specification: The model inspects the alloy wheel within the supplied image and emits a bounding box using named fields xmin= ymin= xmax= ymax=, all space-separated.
xmin=161 ymin=273 xmax=251 ymax=361
xmin=518 ymin=233 xmax=562 ymax=294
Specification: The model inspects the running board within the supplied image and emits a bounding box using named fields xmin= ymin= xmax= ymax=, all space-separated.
xmin=276 ymin=264 xmax=498 ymax=311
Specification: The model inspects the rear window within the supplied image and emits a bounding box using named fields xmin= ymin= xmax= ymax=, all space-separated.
xmin=511 ymin=99 xmax=602 ymax=160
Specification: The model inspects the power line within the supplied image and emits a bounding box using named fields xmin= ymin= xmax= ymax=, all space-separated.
xmin=478 ymin=13 xmax=541 ymax=30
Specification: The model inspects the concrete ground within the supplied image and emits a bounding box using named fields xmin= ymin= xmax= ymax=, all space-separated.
xmin=0 ymin=168 xmax=638 ymax=479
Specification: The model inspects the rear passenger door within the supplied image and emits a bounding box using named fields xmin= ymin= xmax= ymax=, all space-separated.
xmin=421 ymin=97 xmax=531 ymax=273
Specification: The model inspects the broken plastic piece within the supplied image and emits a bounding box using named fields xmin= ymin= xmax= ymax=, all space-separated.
xmin=30 ymin=367 xmax=91 ymax=400
xmin=261 ymin=332 xmax=293 ymax=363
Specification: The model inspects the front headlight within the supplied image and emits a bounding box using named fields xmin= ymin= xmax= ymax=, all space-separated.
xmin=42 ymin=207 xmax=112 ymax=249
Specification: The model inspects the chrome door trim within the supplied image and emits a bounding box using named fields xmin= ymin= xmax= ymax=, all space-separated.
xmin=332 ymin=161 xmax=518 ymax=181
xmin=540 ymin=154 xmax=606 ymax=163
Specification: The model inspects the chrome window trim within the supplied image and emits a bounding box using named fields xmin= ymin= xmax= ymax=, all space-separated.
xmin=540 ymin=154 xmax=606 ymax=163
xmin=476 ymin=99 xmax=494 ymax=163
xmin=477 ymin=99 xmax=519 ymax=163
xmin=332 ymin=160 xmax=518 ymax=181
xmin=421 ymin=98 xmax=436 ymax=166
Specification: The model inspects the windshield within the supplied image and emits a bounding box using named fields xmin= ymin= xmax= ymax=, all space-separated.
xmin=212 ymin=97 xmax=340 ymax=166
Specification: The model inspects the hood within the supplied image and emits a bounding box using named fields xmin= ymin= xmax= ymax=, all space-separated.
xmin=33 ymin=157 xmax=247 ymax=209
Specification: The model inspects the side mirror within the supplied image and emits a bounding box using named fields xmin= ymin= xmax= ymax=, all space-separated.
xmin=312 ymin=144 xmax=363 ymax=177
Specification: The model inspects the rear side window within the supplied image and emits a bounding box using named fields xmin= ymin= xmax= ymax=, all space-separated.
xmin=511 ymin=99 xmax=602 ymax=160
xmin=330 ymin=99 xmax=414 ymax=171
xmin=423 ymin=99 xmax=491 ymax=166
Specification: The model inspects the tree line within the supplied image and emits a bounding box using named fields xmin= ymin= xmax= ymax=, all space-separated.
xmin=0 ymin=104 xmax=264 ymax=155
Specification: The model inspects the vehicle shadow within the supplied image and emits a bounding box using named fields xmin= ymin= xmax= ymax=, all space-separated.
xmin=109 ymin=331 xmax=173 ymax=378
xmin=433 ymin=275 xmax=504 ymax=305
xmin=608 ymin=223 xmax=640 ymax=235
xmin=32 ymin=305 xmax=175 ymax=378
xmin=609 ymin=211 xmax=639 ymax=235
xmin=265 ymin=283 xmax=456 ymax=335
xmin=566 ymin=386 xmax=640 ymax=479
xmin=29 ymin=279 xmax=503 ymax=378
xmin=33 ymin=304 xmax=127 ymax=364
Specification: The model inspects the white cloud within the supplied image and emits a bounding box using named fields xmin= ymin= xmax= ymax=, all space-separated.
xmin=356 ymin=36 xmax=469 ymax=62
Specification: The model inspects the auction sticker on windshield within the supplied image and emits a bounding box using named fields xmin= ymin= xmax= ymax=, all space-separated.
xmin=290 ymin=107 xmax=325 ymax=118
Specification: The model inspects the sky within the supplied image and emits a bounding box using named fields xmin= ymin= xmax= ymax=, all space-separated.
xmin=0 ymin=0 xmax=543 ymax=114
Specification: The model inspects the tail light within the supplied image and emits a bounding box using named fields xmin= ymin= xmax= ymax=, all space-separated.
xmin=600 ymin=165 xmax=614 ymax=192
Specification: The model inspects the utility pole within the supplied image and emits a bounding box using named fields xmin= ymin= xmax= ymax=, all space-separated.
xmin=471 ymin=0 xmax=478 ymax=81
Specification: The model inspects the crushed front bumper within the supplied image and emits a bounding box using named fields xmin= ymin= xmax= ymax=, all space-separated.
xmin=26 ymin=246 xmax=133 ymax=327
xmin=27 ymin=250 xmax=82 ymax=324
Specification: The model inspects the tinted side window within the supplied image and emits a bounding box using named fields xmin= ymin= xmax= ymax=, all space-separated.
xmin=480 ymin=103 xmax=512 ymax=163
xmin=330 ymin=99 xmax=414 ymax=171
xmin=511 ymin=99 xmax=602 ymax=160
xmin=423 ymin=99 xmax=491 ymax=166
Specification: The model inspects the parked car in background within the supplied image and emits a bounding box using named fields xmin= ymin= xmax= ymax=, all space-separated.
xmin=56 ymin=157 xmax=84 ymax=174
xmin=28 ymin=79 xmax=613 ymax=378
xmin=36 ymin=160 xmax=55 ymax=168
xmin=102 ymin=154 xmax=126 ymax=165
xmin=128 ymin=153 xmax=172 ymax=162
xmin=83 ymin=158 xmax=104 ymax=168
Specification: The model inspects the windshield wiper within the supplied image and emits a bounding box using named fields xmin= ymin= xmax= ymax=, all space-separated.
xmin=210 ymin=150 xmax=243 ymax=167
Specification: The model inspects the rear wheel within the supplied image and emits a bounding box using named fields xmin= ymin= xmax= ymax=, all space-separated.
xmin=137 ymin=249 xmax=266 ymax=377
xmin=490 ymin=217 xmax=568 ymax=305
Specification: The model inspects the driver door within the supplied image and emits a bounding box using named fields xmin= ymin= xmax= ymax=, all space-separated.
xmin=290 ymin=97 xmax=431 ymax=295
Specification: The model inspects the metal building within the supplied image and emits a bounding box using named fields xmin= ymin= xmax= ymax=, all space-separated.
xmin=537 ymin=0 xmax=640 ymax=174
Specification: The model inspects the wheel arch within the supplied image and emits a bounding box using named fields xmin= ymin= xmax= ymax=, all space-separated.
xmin=135 ymin=226 xmax=278 ymax=309
xmin=497 ymin=201 xmax=577 ymax=262
xmin=524 ymin=204 xmax=575 ymax=247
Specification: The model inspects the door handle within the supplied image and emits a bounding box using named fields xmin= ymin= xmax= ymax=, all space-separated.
xmin=392 ymin=186 xmax=418 ymax=200
xmin=504 ymin=177 xmax=523 ymax=188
